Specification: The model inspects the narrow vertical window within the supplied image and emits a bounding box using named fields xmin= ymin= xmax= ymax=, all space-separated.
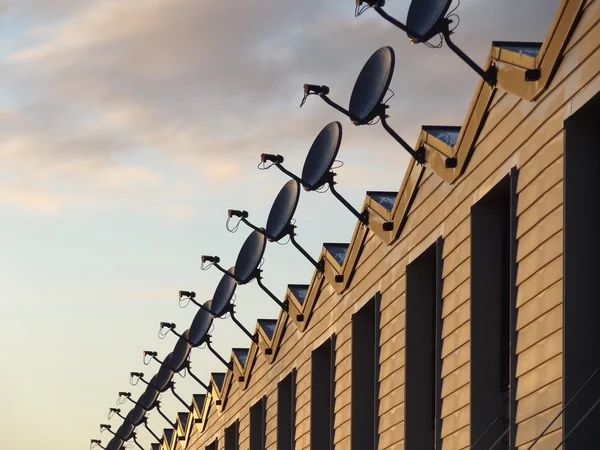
xmin=205 ymin=439 xmax=218 ymax=450
xmin=405 ymin=240 xmax=442 ymax=449
xmin=471 ymin=174 xmax=513 ymax=448
xmin=311 ymin=335 xmax=336 ymax=450
xmin=250 ymin=396 xmax=267 ymax=450
xmin=564 ymin=92 xmax=600 ymax=449
xmin=351 ymin=293 xmax=381 ymax=450
xmin=225 ymin=420 xmax=239 ymax=450
xmin=277 ymin=370 xmax=297 ymax=450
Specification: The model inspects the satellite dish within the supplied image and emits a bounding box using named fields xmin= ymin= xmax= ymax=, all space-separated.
xmin=154 ymin=363 xmax=174 ymax=392
xmin=138 ymin=385 xmax=159 ymax=411
xmin=170 ymin=332 xmax=193 ymax=370
xmin=141 ymin=349 xmax=208 ymax=403
xmin=211 ymin=270 xmax=237 ymax=317
xmin=210 ymin=270 xmax=259 ymax=344
xmin=406 ymin=0 xmax=453 ymax=42
xmin=181 ymin=272 xmax=258 ymax=345
xmin=188 ymin=302 xmax=214 ymax=346
xmin=300 ymin=47 xmax=443 ymax=166
xmin=116 ymin=422 xmax=135 ymax=441
xmin=201 ymin=230 xmax=287 ymax=312
xmin=301 ymin=122 xmax=342 ymax=191
xmin=106 ymin=437 xmax=124 ymax=450
xmin=125 ymin=405 xmax=146 ymax=427
xmin=227 ymin=180 xmax=322 ymax=271
xmin=355 ymin=0 xmax=496 ymax=86
xmin=265 ymin=180 xmax=300 ymax=241
xmin=234 ymin=230 xmax=267 ymax=285
xmin=260 ymin=121 xmax=373 ymax=224
xmin=349 ymin=46 xmax=394 ymax=125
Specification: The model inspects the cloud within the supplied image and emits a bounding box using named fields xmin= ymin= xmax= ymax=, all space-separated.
xmin=0 ymin=0 xmax=560 ymax=216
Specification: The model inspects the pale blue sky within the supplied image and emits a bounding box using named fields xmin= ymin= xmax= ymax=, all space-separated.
xmin=0 ymin=1 xmax=558 ymax=449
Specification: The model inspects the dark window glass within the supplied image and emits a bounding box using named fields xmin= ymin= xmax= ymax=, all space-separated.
xmin=351 ymin=294 xmax=381 ymax=450
xmin=405 ymin=241 xmax=443 ymax=449
xmin=311 ymin=335 xmax=336 ymax=450
xmin=471 ymin=174 xmax=514 ymax=449
xmin=224 ymin=420 xmax=239 ymax=450
xmin=564 ymin=91 xmax=600 ymax=449
xmin=277 ymin=370 xmax=297 ymax=450
xmin=250 ymin=397 xmax=266 ymax=450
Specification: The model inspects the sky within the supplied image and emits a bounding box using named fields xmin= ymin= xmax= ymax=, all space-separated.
xmin=0 ymin=0 xmax=559 ymax=449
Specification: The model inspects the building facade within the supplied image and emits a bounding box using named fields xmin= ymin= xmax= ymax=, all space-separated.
xmin=154 ymin=1 xmax=600 ymax=449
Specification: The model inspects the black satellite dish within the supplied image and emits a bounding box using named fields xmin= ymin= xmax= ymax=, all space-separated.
xmin=138 ymin=385 xmax=160 ymax=410
xmin=106 ymin=436 xmax=123 ymax=450
xmin=227 ymin=180 xmax=323 ymax=271
xmin=116 ymin=422 xmax=135 ymax=441
xmin=141 ymin=349 xmax=209 ymax=405
xmin=159 ymin=309 xmax=232 ymax=371
xmin=261 ymin=121 xmax=374 ymax=223
xmin=157 ymin=319 xmax=230 ymax=387
xmin=126 ymin=405 xmax=145 ymax=427
xmin=355 ymin=0 xmax=496 ymax=86
xmin=179 ymin=271 xmax=259 ymax=344
xmin=201 ymin=230 xmax=287 ymax=311
xmin=301 ymin=47 xmax=455 ymax=167
xmin=113 ymin=396 xmax=163 ymax=442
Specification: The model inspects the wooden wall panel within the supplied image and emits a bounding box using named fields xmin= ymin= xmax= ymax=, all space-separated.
xmin=172 ymin=2 xmax=600 ymax=450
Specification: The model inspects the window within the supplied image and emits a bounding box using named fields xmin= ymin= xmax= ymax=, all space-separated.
xmin=224 ymin=420 xmax=239 ymax=450
xmin=471 ymin=173 xmax=514 ymax=448
xmin=405 ymin=240 xmax=443 ymax=449
xmin=205 ymin=439 xmax=218 ymax=450
xmin=564 ymin=92 xmax=600 ymax=448
xmin=250 ymin=396 xmax=267 ymax=450
xmin=351 ymin=293 xmax=381 ymax=450
xmin=277 ymin=370 xmax=297 ymax=450
xmin=311 ymin=335 xmax=336 ymax=450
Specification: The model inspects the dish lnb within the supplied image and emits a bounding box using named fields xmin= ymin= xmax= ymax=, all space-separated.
xmin=201 ymin=255 xmax=219 ymax=263
xmin=228 ymin=209 xmax=249 ymax=219
xmin=260 ymin=153 xmax=284 ymax=164
xmin=178 ymin=290 xmax=195 ymax=300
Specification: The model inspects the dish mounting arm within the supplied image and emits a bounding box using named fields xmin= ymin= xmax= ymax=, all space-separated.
xmin=255 ymin=271 xmax=288 ymax=311
xmin=373 ymin=6 xmax=422 ymax=38
xmin=183 ymin=363 xmax=211 ymax=393
xmin=325 ymin=172 xmax=369 ymax=225
xmin=154 ymin=402 xmax=176 ymax=428
xmin=377 ymin=108 xmax=426 ymax=164
xmin=228 ymin=305 xmax=259 ymax=343
xmin=205 ymin=334 xmax=233 ymax=370
xmin=143 ymin=419 xmax=161 ymax=442
xmin=301 ymin=84 xmax=360 ymax=122
xmin=440 ymin=20 xmax=497 ymax=86
xmin=169 ymin=383 xmax=191 ymax=410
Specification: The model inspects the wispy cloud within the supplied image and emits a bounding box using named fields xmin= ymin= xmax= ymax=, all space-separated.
xmin=0 ymin=0 xmax=559 ymax=217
